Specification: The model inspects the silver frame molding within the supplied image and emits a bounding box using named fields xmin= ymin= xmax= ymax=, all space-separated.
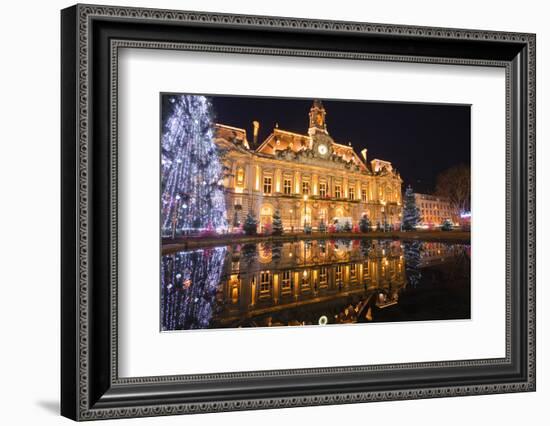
xmin=61 ymin=3 xmax=536 ymax=421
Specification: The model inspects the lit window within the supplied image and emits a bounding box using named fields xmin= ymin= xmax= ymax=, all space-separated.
xmin=281 ymin=271 xmax=291 ymax=291
xmin=263 ymin=176 xmax=272 ymax=194
xmin=363 ymin=262 xmax=370 ymax=280
xmin=319 ymin=182 xmax=327 ymax=197
xmin=349 ymin=187 xmax=355 ymax=201
xmin=335 ymin=265 xmax=343 ymax=283
xmin=302 ymin=181 xmax=310 ymax=195
xmin=335 ymin=185 xmax=342 ymax=198
xmin=301 ymin=271 xmax=310 ymax=287
xmin=362 ymin=189 xmax=368 ymax=202
xmin=283 ymin=178 xmax=292 ymax=195
xmin=350 ymin=264 xmax=357 ymax=280
xmin=319 ymin=267 xmax=327 ymax=284
xmin=260 ymin=271 xmax=271 ymax=293
xmin=236 ymin=167 xmax=245 ymax=185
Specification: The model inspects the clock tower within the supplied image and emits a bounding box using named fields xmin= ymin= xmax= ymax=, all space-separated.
xmin=308 ymin=99 xmax=333 ymax=158
xmin=308 ymin=99 xmax=328 ymax=136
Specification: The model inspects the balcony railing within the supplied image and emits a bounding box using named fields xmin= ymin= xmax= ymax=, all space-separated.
xmin=228 ymin=188 xmax=401 ymax=205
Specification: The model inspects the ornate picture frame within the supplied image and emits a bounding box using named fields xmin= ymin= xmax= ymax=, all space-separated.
xmin=61 ymin=4 xmax=535 ymax=421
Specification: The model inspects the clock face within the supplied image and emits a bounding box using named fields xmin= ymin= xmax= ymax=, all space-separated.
xmin=318 ymin=144 xmax=328 ymax=155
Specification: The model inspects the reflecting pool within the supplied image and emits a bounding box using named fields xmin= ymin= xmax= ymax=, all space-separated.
xmin=161 ymin=239 xmax=470 ymax=331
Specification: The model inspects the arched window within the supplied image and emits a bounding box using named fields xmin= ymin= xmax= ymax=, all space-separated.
xmin=236 ymin=167 xmax=245 ymax=185
xmin=260 ymin=204 xmax=273 ymax=229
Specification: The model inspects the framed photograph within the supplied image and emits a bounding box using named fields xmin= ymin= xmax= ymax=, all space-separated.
xmin=61 ymin=4 xmax=536 ymax=421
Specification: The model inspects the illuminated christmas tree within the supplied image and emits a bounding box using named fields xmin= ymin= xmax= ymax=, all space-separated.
xmin=441 ymin=218 xmax=453 ymax=231
xmin=401 ymin=185 xmax=421 ymax=231
xmin=272 ymin=210 xmax=284 ymax=235
xmin=243 ymin=212 xmax=258 ymax=236
xmin=359 ymin=214 xmax=371 ymax=233
xmin=161 ymin=95 xmax=227 ymax=237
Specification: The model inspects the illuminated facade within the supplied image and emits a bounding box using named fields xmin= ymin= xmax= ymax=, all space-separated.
xmin=214 ymin=100 xmax=403 ymax=231
xmin=161 ymin=239 xmax=471 ymax=330
xmin=414 ymin=193 xmax=459 ymax=226
xmin=211 ymin=240 xmax=466 ymax=328
xmin=215 ymin=239 xmax=406 ymax=327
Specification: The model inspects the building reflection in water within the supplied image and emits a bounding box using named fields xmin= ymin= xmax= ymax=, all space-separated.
xmin=161 ymin=239 xmax=470 ymax=331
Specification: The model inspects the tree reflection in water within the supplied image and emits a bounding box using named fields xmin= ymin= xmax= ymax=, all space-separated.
xmin=240 ymin=243 xmax=258 ymax=267
xmin=161 ymin=247 xmax=226 ymax=330
xmin=161 ymin=239 xmax=470 ymax=331
xmin=271 ymin=241 xmax=283 ymax=264
xmin=403 ymin=241 xmax=422 ymax=288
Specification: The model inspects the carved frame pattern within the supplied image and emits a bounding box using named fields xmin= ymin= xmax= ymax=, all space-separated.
xmin=61 ymin=3 xmax=536 ymax=421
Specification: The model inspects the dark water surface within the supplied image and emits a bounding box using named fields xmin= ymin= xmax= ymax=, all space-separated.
xmin=161 ymin=239 xmax=470 ymax=331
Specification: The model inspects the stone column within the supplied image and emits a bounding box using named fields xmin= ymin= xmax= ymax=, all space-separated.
xmin=245 ymin=163 xmax=253 ymax=193
xmin=275 ymin=168 xmax=282 ymax=193
xmin=343 ymin=176 xmax=348 ymax=198
xmin=228 ymin=160 xmax=236 ymax=189
xmin=294 ymin=170 xmax=301 ymax=195
xmin=312 ymin=174 xmax=319 ymax=196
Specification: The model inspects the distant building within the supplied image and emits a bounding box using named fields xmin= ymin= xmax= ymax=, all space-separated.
xmin=414 ymin=193 xmax=459 ymax=227
xmin=214 ymin=100 xmax=403 ymax=231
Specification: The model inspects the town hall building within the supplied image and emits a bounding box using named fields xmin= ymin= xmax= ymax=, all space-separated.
xmin=214 ymin=100 xmax=403 ymax=231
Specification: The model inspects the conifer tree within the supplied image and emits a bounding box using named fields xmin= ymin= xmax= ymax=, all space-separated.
xmin=441 ymin=218 xmax=453 ymax=231
xmin=401 ymin=185 xmax=421 ymax=231
xmin=161 ymin=95 xmax=227 ymax=237
xmin=272 ymin=210 xmax=284 ymax=235
xmin=359 ymin=214 xmax=371 ymax=233
xmin=243 ymin=212 xmax=258 ymax=235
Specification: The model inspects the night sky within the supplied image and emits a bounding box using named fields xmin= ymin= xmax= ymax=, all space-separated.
xmin=162 ymin=94 xmax=470 ymax=193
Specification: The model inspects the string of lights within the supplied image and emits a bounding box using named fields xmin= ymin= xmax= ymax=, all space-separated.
xmin=161 ymin=95 xmax=228 ymax=237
